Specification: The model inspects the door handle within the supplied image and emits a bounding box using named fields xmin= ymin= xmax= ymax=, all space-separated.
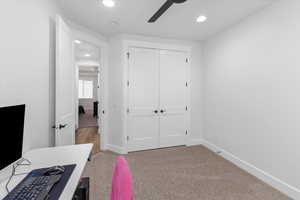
xmin=154 ymin=110 xmax=158 ymax=114
xmin=59 ymin=124 xmax=68 ymax=129
xmin=160 ymin=109 xmax=165 ymax=113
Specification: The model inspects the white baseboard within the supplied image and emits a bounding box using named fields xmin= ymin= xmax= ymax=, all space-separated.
xmin=106 ymin=144 xmax=126 ymax=154
xmin=202 ymin=140 xmax=299 ymax=200
xmin=187 ymin=139 xmax=203 ymax=146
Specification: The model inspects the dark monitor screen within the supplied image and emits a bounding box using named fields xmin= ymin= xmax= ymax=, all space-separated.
xmin=0 ymin=104 xmax=25 ymax=170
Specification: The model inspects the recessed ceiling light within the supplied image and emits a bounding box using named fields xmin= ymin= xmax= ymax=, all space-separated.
xmin=84 ymin=53 xmax=91 ymax=57
xmin=110 ymin=20 xmax=120 ymax=27
xmin=74 ymin=40 xmax=81 ymax=44
xmin=196 ymin=15 xmax=207 ymax=23
xmin=102 ymin=0 xmax=115 ymax=7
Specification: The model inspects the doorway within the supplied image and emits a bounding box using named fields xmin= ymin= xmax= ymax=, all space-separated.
xmin=74 ymin=40 xmax=102 ymax=154
xmin=78 ymin=66 xmax=99 ymax=128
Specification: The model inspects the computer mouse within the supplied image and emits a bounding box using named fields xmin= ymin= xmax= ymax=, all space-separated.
xmin=43 ymin=165 xmax=65 ymax=176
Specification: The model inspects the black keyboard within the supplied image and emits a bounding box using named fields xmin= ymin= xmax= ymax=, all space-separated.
xmin=4 ymin=175 xmax=62 ymax=200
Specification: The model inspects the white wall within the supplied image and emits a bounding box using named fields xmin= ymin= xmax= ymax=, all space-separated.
xmin=189 ymin=44 xmax=203 ymax=144
xmin=203 ymin=0 xmax=300 ymax=197
xmin=0 ymin=0 xmax=60 ymax=152
xmin=108 ymin=36 xmax=124 ymax=149
xmin=120 ymin=35 xmax=204 ymax=144
xmin=107 ymin=34 xmax=203 ymax=151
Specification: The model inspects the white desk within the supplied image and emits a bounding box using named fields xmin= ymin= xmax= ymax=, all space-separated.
xmin=0 ymin=144 xmax=92 ymax=200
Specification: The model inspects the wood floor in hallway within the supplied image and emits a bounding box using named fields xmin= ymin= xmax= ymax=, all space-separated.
xmin=76 ymin=127 xmax=101 ymax=154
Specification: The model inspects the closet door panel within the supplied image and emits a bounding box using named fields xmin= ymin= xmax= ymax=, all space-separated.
xmin=160 ymin=114 xmax=186 ymax=147
xmin=127 ymin=115 xmax=159 ymax=152
xmin=127 ymin=47 xmax=160 ymax=152
xmin=159 ymin=50 xmax=188 ymax=148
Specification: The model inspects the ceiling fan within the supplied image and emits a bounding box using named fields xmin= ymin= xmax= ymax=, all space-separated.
xmin=148 ymin=0 xmax=187 ymax=23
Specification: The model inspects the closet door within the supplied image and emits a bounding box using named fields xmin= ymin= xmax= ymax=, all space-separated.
xmin=127 ymin=47 xmax=160 ymax=152
xmin=159 ymin=50 xmax=188 ymax=148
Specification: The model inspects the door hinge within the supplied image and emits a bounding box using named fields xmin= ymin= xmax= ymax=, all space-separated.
xmin=127 ymin=108 xmax=130 ymax=113
xmin=127 ymin=81 xmax=130 ymax=87
xmin=186 ymin=106 xmax=188 ymax=111
xmin=127 ymin=136 xmax=130 ymax=141
xmin=127 ymin=52 xmax=130 ymax=59
xmin=102 ymin=110 xmax=105 ymax=114
xmin=186 ymin=130 xmax=188 ymax=135
xmin=186 ymin=58 xmax=189 ymax=63
xmin=186 ymin=82 xmax=188 ymax=87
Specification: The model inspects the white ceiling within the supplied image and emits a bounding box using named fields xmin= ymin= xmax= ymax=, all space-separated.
xmin=58 ymin=0 xmax=276 ymax=41
xmin=75 ymin=40 xmax=100 ymax=66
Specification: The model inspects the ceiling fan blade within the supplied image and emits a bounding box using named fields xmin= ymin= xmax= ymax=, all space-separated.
xmin=148 ymin=0 xmax=174 ymax=23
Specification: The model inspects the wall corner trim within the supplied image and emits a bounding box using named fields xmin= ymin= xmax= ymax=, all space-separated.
xmin=202 ymin=140 xmax=300 ymax=200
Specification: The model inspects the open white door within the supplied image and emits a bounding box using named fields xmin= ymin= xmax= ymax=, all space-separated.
xmin=55 ymin=15 xmax=75 ymax=146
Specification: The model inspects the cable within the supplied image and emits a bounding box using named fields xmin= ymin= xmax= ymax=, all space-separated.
xmin=5 ymin=158 xmax=31 ymax=194
xmin=5 ymin=164 xmax=16 ymax=194
xmin=16 ymin=158 xmax=31 ymax=166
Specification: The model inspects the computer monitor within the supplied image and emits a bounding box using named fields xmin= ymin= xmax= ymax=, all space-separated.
xmin=0 ymin=104 xmax=25 ymax=170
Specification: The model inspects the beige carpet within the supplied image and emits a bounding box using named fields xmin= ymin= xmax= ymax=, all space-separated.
xmin=82 ymin=146 xmax=290 ymax=200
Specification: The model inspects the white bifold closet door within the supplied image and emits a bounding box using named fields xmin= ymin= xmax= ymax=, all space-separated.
xmin=127 ymin=47 xmax=188 ymax=152
xmin=127 ymin=47 xmax=160 ymax=152
xmin=159 ymin=50 xmax=188 ymax=148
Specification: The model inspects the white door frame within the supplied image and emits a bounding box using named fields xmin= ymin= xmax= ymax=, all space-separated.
xmin=72 ymin=28 xmax=109 ymax=151
xmin=122 ymin=40 xmax=192 ymax=153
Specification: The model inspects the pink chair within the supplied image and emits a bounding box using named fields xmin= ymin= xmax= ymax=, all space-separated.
xmin=110 ymin=156 xmax=134 ymax=200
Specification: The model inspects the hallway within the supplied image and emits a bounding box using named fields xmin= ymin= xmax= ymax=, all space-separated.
xmin=76 ymin=127 xmax=101 ymax=154
xmin=78 ymin=110 xmax=98 ymax=128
